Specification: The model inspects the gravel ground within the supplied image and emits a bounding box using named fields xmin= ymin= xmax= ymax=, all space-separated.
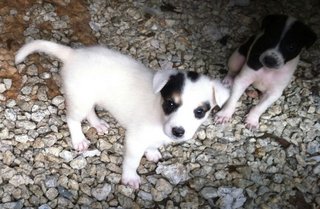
xmin=0 ymin=0 xmax=319 ymax=208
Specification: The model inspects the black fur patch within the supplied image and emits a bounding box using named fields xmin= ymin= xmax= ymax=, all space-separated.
xmin=187 ymin=71 xmax=200 ymax=82
xmin=194 ymin=102 xmax=211 ymax=119
xmin=238 ymin=35 xmax=255 ymax=56
xmin=160 ymin=73 xmax=185 ymax=115
xmin=246 ymin=15 xmax=288 ymax=70
xmin=279 ymin=21 xmax=317 ymax=63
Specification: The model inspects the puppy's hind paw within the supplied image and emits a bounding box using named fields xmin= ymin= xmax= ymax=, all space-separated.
xmin=145 ymin=149 xmax=162 ymax=163
xmin=122 ymin=172 xmax=141 ymax=190
xmin=222 ymin=75 xmax=234 ymax=87
xmin=93 ymin=120 xmax=109 ymax=135
xmin=73 ymin=138 xmax=90 ymax=152
xmin=245 ymin=116 xmax=259 ymax=131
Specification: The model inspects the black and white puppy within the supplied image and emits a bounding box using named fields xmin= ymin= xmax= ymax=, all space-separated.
xmin=215 ymin=15 xmax=317 ymax=129
xmin=15 ymin=40 xmax=230 ymax=189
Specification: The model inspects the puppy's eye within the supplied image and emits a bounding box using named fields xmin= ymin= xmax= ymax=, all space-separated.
xmin=286 ymin=43 xmax=298 ymax=52
xmin=162 ymin=99 xmax=177 ymax=114
xmin=194 ymin=107 xmax=206 ymax=119
xmin=165 ymin=99 xmax=174 ymax=108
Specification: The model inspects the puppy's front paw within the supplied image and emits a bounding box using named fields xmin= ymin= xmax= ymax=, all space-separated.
xmin=73 ymin=138 xmax=90 ymax=152
xmin=222 ymin=75 xmax=234 ymax=87
xmin=93 ymin=120 xmax=109 ymax=135
xmin=145 ymin=149 xmax=162 ymax=163
xmin=214 ymin=110 xmax=232 ymax=124
xmin=122 ymin=171 xmax=141 ymax=190
xmin=245 ymin=115 xmax=259 ymax=130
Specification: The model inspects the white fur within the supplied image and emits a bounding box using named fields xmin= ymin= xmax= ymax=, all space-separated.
xmin=16 ymin=40 xmax=230 ymax=189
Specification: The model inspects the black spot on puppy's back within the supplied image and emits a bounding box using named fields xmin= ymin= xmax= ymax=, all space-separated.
xmin=187 ymin=71 xmax=200 ymax=82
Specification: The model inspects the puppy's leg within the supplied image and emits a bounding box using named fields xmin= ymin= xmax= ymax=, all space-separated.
xmin=215 ymin=65 xmax=255 ymax=123
xmin=121 ymin=130 xmax=148 ymax=189
xmin=86 ymin=108 xmax=109 ymax=134
xmin=145 ymin=148 xmax=162 ymax=163
xmin=66 ymin=99 xmax=93 ymax=151
xmin=223 ymin=50 xmax=246 ymax=87
xmin=245 ymin=89 xmax=283 ymax=130
xmin=67 ymin=116 xmax=90 ymax=151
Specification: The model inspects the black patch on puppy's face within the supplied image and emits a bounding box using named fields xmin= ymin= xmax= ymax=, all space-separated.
xmin=160 ymin=73 xmax=185 ymax=115
xmin=279 ymin=21 xmax=317 ymax=63
xmin=244 ymin=15 xmax=316 ymax=70
xmin=246 ymin=15 xmax=288 ymax=70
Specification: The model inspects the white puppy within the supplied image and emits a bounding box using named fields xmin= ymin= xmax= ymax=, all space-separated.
xmin=16 ymin=40 xmax=230 ymax=189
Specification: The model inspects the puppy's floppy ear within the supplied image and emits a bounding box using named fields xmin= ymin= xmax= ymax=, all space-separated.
xmin=261 ymin=14 xmax=286 ymax=30
xmin=153 ymin=69 xmax=177 ymax=94
xmin=212 ymin=80 xmax=230 ymax=108
xmin=297 ymin=22 xmax=317 ymax=49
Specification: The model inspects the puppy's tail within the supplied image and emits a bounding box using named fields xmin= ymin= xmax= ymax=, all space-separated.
xmin=15 ymin=40 xmax=73 ymax=65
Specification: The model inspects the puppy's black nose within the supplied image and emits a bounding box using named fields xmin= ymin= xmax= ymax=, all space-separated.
xmin=172 ymin=127 xmax=185 ymax=138
xmin=263 ymin=56 xmax=278 ymax=68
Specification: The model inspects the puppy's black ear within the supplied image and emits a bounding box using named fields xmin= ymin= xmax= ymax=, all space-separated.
xmin=297 ymin=22 xmax=317 ymax=49
xmin=153 ymin=69 xmax=177 ymax=94
xmin=261 ymin=14 xmax=287 ymax=30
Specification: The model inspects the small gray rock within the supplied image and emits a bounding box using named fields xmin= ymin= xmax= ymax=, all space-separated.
xmin=45 ymin=175 xmax=58 ymax=188
xmin=0 ymin=201 xmax=23 ymax=209
xmin=46 ymin=188 xmax=59 ymax=200
xmin=91 ymin=183 xmax=112 ymax=201
xmin=59 ymin=150 xmax=75 ymax=162
xmin=38 ymin=204 xmax=52 ymax=209
xmin=156 ymin=163 xmax=190 ymax=185
xmin=0 ymin=128 xmax=10 ymax=140
xmin=151 ymin=178 xmax=173 ymax=201
xmin=82 ymin=149 xmax=101 ymax=158
xmin=26 ymin=64 xmax=38 ymax=75
xmin=0 ymin=83 xmax=6 ymax=93
xmin=217 ymin=187 xmax=246 ymax=209
xmin=3 ymin=79 xmax=12 ymax=89
xmin=201 ymin=187 xmax=218 ymax=199
xmin=31 ymin=110 xmax=46 ymax=122
xmin=51 ymin=95 xmax=65 ymax=107
xmin=16 ymin=120 xmax=36 ymax=130
xmin=58 ymin=186 xmax=73 ymax=200
xmin=313 ymin=163 xmax=320 ymax=175
xmin=15 ymin=134 xmax=34 ymax=143
xmin=138 ymin=190 xmax=153 ymax=201
xmin=9 ymin=174 xmax=34 ymax=187
xmin=3 ymin=151 xmax=15 ymax=165
xmin=4 ymin=108 xmax=17 ymax=121
xmin=70 ymin=156 xmax=87 ymax=170
xmin=21 ymin=85 xmax=32 ymax=95
xmin=307 ymin=141 xmax=319 ymax=155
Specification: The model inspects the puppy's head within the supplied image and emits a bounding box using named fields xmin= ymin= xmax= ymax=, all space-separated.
xmin=153 ymin=69 xmax=229 ymax=141
xmin=249 ymin=15 xmax=317 ymax=70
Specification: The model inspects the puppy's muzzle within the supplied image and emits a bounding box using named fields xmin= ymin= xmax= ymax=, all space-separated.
xmin=262 ymin=56 xmax=278 ymax=68
xmin=172 ymin=126 xmax=185 ymax=138
xmin=260 ymin=50 xmax=284 ymax=69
